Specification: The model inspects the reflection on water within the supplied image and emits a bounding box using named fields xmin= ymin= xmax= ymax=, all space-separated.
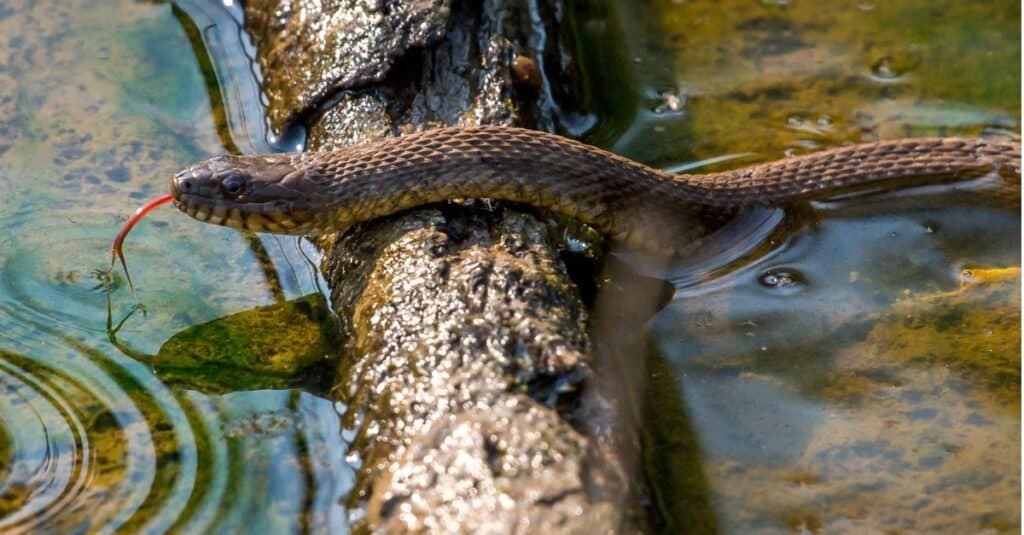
xmin=0 ymin=0 xmax=1018 ymax=533
xmin=573 ymin=0 xmax=1019 ymax=532
xmin=170 ymin=0 xmax=306 ymax=153
xmin=653 ymin=205 xmax=1019 ymax=532
xmin=0 ymin=0 xmax=346 ymax=532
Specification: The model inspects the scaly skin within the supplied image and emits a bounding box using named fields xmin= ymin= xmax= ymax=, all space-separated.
xmin=169 ymin=126 xmax=1020 ymax=253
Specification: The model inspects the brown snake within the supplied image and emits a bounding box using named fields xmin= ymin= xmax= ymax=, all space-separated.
xmin=169 ymin=126 xmax=1020 ymax=254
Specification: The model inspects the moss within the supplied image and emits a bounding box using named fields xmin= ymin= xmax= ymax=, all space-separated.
xmin=150 ymin=293 xmax=338 ymax=393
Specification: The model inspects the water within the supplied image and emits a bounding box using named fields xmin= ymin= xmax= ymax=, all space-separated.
xmin=571 ymin=0 xmax=1020 ymax=532
xmin=0 ymin=0 xmax=1018 ymax=532
xmin=0 ymin=1 xmax=348 ymax=532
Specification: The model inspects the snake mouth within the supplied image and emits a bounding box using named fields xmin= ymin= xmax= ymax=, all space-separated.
xmin=173 ymin=193 xmax=312 ymax=234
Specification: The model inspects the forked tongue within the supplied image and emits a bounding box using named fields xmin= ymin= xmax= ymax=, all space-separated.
xmin=111 ymin=194 xmax=175 ymax=295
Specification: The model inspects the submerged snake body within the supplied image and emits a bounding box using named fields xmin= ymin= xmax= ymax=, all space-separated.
xmin=170 ymin=126 xmax=1020 ymax=253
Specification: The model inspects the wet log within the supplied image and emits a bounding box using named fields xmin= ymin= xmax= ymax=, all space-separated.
xmin=241 ymin=0 xmax=634 ymax=531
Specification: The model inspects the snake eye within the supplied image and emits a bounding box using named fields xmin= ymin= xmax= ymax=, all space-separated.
xmin=221 ymin=174 xmax=246 ymax=197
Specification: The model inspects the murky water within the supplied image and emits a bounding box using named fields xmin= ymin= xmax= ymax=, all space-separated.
xmin=572 ymin=0 xmax=1020 ymax=532
xmin=0 ymin=0 xmax=1018 ymax=533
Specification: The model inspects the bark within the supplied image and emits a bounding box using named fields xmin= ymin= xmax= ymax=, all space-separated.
xmin=241 ymin=0 xmax=634 ymax=531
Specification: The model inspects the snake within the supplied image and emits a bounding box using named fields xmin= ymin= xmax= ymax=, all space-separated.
xmin=165 ymin=126 xmax=1019 ymax=254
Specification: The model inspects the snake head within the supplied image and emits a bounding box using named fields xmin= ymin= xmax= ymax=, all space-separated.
xmin=171 ymin=153 xmax=324 ymax=234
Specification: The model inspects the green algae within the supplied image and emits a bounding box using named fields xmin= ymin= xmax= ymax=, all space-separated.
xmin=114 ymin=293 xmax=338 ymax=393
xmin=863 ymin=268 xmax=1020 ymax=411
xmin=570 ymin=0 xmax=1019 ymax=532
xmin=572 ymin=0 xmax=1019 ymax=165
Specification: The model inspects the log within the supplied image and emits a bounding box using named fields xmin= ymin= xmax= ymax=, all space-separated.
xmin=241 ymin=1 xmax=634 ymax=531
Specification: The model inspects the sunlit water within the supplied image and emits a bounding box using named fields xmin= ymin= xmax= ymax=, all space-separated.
xmin=0 ymin=1 xmax=347 ymax=532
xmin=0 ymin=0 xmax=1018 ymax=533
xmin=573 ymin=0 xmax=1019 ymax=532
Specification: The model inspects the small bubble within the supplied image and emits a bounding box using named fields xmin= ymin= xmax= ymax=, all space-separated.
xmin=872 ymin=57 xmax=897 ymax=79
xmin=868 ymin=46 xmax=923 ymax=82
xmin=652 ymin=88 xmax=687 ymax=114
xmin=759 ymin=267 xmax=807 ymax=294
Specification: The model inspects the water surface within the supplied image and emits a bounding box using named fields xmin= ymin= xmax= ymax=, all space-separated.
xmin=0 ymin=1 xmax=348 ymax=532
xmin=571 ymin=0 xmax=1019 ymax=532
xmin=0 ymin=0 xmax=1018 ymax=533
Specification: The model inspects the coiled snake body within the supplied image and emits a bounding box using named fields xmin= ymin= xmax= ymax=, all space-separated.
xmin=170 ymin=126 xmax=1020 ymax=253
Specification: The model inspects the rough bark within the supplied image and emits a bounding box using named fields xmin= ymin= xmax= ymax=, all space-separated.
xmin=241 ymin=0 xmax=633 ymax=531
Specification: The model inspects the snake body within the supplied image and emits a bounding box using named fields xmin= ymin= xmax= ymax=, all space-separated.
xmin=170 ymin=126 xmax=1020 ymax=253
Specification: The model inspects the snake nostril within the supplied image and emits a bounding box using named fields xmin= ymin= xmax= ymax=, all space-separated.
xmin=181 ymin=179 xmax=192 ymax=192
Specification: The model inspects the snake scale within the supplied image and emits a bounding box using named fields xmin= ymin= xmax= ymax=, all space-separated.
xmin=169 ymin=126 xmax=1020 ymax=254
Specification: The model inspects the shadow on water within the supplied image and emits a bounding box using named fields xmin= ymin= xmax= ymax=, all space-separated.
xmin=571 ymin=0 xmax=1019 ymax=532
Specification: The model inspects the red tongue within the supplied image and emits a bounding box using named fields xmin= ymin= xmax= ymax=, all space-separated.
xmin=111 ymin=194 xmax=175 ymax=294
